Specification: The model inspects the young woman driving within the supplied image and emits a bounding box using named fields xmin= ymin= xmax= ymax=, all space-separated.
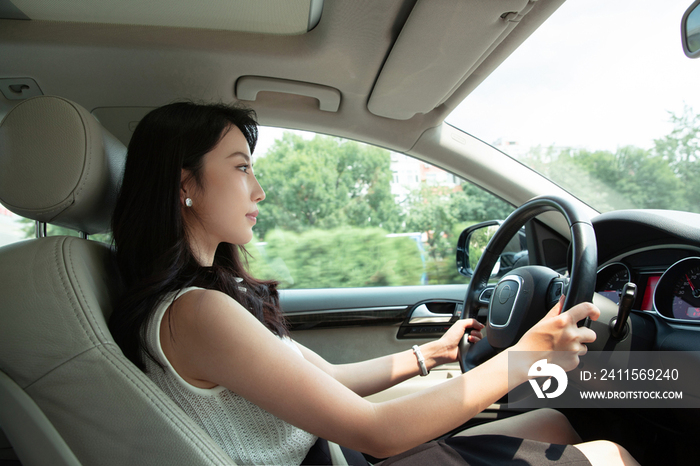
xmin=109 ymin=102 xmax=638 ymax=465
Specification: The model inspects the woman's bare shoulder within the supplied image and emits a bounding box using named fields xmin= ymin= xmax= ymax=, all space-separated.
xmin=173 ymin=288 xmax=243 ymax=313
xmin=166 ymin=288 xmax=257 ymax=339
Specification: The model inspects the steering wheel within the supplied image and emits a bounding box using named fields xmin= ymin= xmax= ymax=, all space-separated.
xmin=458 ymin=195 xmax=597 ymax=372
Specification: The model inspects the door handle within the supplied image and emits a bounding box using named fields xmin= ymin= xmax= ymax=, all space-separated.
xmin=408 ymin=304 xmax=454 ymax=324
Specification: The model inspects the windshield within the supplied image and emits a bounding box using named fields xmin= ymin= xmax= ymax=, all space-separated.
xmin=447 ymin=0 xmax=700 ymax=214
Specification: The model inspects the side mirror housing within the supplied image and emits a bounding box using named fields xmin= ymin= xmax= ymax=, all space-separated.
xmin=456 ymin=221 xmax=501 ymax=277
xmin=682 ymin=0 xmax=700 ymax=58
xmin=456 ymin=220 xmax=529 ymax=277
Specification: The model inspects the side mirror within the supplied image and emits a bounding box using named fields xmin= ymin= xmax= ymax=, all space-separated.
xmin=682 ymin=0 xmax=700 ymax=58
xmin=456 ymin=221 xmax=500 ymax=277
xmin=456 ymin=221 xmax=528 ymax=277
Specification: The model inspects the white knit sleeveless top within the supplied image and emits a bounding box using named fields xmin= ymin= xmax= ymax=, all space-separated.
xmin=143 ymin=287 xmax=317 ymax=465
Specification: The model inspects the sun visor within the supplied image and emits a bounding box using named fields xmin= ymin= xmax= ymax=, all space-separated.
xmin=3 ymin=0 xmax=324 ymax=34
xmin=368 ymin=0 xmax=536 ymax=120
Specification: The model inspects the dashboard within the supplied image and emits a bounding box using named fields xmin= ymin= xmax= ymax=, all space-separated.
xmin=592 ymin=210 xmax=700 ymax=325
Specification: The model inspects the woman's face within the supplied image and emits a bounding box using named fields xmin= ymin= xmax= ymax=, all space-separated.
xmin=181 ymin=125 xmax=265 ymax=265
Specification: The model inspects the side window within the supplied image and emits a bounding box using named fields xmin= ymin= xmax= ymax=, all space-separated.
xmin=0 ymin=206 xmax=112 ymax=246
xmin=247 ymin=128 xmax=514 ymax=289
xmin=0 ymin=206 xmax=26 ymax=247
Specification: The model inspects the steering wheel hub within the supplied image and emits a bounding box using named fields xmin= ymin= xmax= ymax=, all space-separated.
xmin=491 ymin=277 xmax=521 ymax=325
xmin=488 ymin=267 xmax=562 ymax=348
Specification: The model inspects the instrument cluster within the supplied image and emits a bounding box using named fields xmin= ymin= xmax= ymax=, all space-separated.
xmin=595 ymin=251 xmax=700 ymax=323
xmin=654 ymin=257 xmax=700 ymax=321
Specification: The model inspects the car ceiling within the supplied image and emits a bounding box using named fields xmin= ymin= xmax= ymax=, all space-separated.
xmin=1 ymin=0 xmax=588 ymax=236
xmin=0 ymin=0 xmax=565 ymax=152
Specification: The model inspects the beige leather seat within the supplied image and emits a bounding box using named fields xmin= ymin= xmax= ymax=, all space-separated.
xmin=0 ymin=96 xmax=234 ymax=465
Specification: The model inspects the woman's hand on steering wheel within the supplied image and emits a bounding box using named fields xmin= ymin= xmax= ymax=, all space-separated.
xmin=513 ymin=295 xmax=600 ymax=372
xmin=429 ymin=319 xmax=485 ymax=367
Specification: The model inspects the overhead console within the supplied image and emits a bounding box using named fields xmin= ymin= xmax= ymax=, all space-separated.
xmin=367 ymin=0 xmax=562 ymax=120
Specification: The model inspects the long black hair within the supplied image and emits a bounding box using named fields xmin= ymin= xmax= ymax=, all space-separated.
xmin=109 ymin=101 xmax=288 ymax=370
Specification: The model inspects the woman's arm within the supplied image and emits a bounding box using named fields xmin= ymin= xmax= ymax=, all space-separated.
xmin=162 ymin=290 xmax=597 ymax=459
xmin=295 ymin=319 xmax=485 ymax=397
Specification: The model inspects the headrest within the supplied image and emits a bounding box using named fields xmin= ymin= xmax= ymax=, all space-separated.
xmin=0 ymin=96 xmax=126 ymax=234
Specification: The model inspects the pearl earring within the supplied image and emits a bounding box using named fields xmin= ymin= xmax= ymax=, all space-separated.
xmin=185 ymin=198 xmax=193 ymax=207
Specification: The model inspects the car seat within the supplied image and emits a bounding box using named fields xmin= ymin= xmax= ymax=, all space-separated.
xmin=0 ymin=96 xmax=235 ymax=466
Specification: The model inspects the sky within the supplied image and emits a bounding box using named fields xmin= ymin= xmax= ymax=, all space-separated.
xmin=446 ymin=0 xmax=700 ymax=153
xmin=255 ymin=126 xmax=313 ymax=160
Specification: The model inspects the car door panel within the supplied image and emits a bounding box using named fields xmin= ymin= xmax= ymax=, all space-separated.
xmin=284 ymin=285 xmax=479 ymax=403
xmin=284 ymin=284 xmax=469 ymax=362
xmin=285 ymin=286 xmax=511 ymax=423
